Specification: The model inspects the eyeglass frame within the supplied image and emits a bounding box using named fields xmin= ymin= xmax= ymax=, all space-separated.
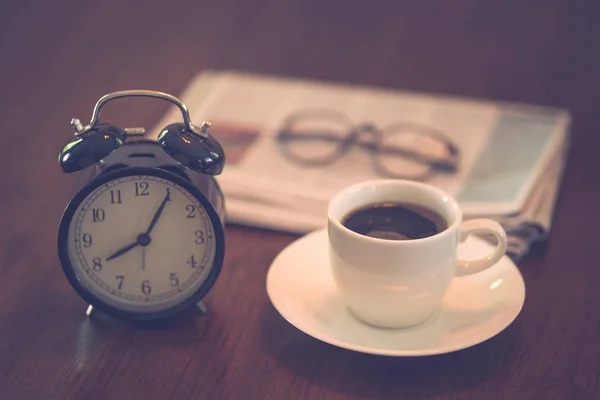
xmin=274 ymin=108 xmax=460 ymax=180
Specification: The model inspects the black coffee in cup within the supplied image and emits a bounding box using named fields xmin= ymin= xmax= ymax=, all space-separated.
xmin=341 ymin=202 xmax=448 ymax=240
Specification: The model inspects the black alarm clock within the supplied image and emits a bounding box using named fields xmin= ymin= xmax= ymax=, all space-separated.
xmin=57 ymin=90 xmax=226 ymax=322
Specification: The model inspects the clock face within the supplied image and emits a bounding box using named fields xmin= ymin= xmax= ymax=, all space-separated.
xmin=61 ymin=168 xmax=222 ymax=317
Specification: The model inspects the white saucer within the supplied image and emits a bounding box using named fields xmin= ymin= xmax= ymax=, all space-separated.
xmin=266 ymin=228 xmax=526 ymax=357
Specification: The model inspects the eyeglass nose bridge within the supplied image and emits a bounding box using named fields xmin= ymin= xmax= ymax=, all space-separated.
xmin=353 ymin=122 xmax=379 ymax=134
xmin=342 ymin=123 xmax=384 ymax=152
xmin=346 ymin=122 xmax=382 ymax=142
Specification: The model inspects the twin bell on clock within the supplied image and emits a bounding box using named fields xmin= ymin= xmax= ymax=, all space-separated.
xmin=57 ymin=90 xmax=226 ymax=322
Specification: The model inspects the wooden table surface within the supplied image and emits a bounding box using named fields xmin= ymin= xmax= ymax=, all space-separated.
xmin=1 ymin=1 xmax=599 ymax=399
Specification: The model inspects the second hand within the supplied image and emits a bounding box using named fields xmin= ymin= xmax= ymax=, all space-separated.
xmin=142 ymin=246 xmax=146 ymax=271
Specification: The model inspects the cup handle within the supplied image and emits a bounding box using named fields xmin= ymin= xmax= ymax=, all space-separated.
xmin=456 ymin=218 xmax=508 ymax=277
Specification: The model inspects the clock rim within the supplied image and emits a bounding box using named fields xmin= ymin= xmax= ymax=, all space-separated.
xmin=57 ymin=166 xmax=226 ymax=322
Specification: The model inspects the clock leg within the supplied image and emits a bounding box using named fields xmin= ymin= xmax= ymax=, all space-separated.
xmin=86 ymin=303 xmax=208 ymax=319
xmin=196 ymin=300 xmax=208 ymax=315
xmin=83 ymin=305 xmax=119 ymax=324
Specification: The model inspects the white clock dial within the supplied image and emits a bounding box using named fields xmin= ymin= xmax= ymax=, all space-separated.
xmin=65 ymin=173 xmax=217 ymax=314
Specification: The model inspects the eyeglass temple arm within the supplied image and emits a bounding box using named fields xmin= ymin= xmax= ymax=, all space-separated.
xmin=378 ymin=144 xmax=460 ymax=170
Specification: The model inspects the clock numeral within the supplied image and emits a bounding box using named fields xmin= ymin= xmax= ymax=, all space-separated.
xmin=141 ymin=280 xmax=152 ymax=294
xmin=92 ymin=208 xmax=105 ymax=222
xmin=194 ymin=230 xmax=205 ymax=244
xmin=110 ymin=189 xmax=122 ymax=204
xmin=186 ymin=204 xmax=196 ymax=218
xmin=166 ymin=188 xmax=172 ymax=201
xmin=187 ymin=255 xmax=198 ymax=268
xmin=135 ymin=182 xmax=149 ymax=196
xmin=115 ymin=275 xmax=124 ymax=290
xmin=82 ymin=233 xmax=92 ymax=248
xmin=170 ymin=273 xmax=179 ymax=287
xmin=92 ymin=257 xmax=102 ymax=272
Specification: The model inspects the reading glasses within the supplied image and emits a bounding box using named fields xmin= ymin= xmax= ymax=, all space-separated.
xmin=275 ymin=108 xmax=460 ymax=180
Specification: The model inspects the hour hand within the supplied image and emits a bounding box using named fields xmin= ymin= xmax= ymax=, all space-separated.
xmin=106 ymin=240 xmax=140 ymax=261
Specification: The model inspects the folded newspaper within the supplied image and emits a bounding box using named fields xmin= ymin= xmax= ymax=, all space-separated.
xmin=147 ymin=70 xmax=571 ymax=261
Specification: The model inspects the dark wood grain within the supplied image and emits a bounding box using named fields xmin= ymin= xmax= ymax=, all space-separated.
xmin=1 ymin=0 xmax=599 ymax=399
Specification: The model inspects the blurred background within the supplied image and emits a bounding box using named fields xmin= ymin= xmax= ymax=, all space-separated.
xmin=3 ymin=0 xmax=599 ymax=234
xmin=2 ymin=0 xmax=599 ymax=256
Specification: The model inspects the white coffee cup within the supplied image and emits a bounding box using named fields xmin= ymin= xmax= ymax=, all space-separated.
xmin=327 ymin=179 xmax=508 ymax=329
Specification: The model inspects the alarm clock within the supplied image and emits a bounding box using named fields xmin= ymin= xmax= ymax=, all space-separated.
xmin=57 ymin=90 xmax=226 ymax=322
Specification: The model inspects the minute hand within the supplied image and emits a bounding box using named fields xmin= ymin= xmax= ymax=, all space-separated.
xmin=145 ymin=191 xmax=170 ymax=235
